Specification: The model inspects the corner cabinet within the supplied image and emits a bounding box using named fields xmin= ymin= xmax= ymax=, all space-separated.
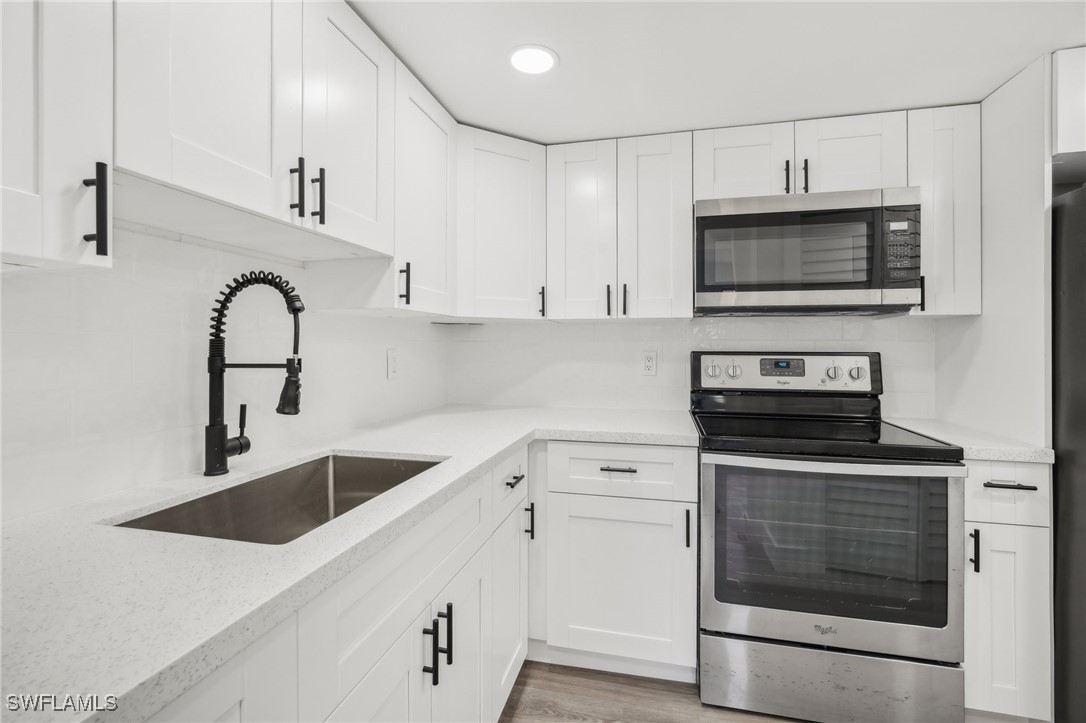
xmin=457 ymin=127 xmax=546 ymax=319
xmin=2 ymin=0 xmax=113 ymax=269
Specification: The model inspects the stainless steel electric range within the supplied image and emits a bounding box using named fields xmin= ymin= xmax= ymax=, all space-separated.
xmin=692 ymin=351 xmax=966 ymax=723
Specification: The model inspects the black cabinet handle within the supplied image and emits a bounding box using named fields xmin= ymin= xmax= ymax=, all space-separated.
xmin=784 ymin=159 xmax=790 ymax=194
xmin=422 ymin=618 xmax=440 ymax=685
xmin=290 ymin=157 xmax=306 ymax=218
xmin=525 ymin=502 xmax=535 ymax=540
xmin=919 ymin=275 xmax=926 ymax=312
xmin=622 ymin=283 xmax=628 ymax=316
xmin=685 ymin=508 xmax=691 ymax=548
xmin=539 ymin=286 xmax=546 ymax=317
xmin=436 ymin=602 xmax=453 ymax=665
xmin=600 ymin=466 xmax=637 ymax=474
xmin=983 ymin=481 xmax=1039 ymax=491
xmin=506 ymin=474 xmax=525 ymax=490
xmin=802 ymin=158 xmax=809 ymax=193
xmin=969 ymin=529 xmax=980 ymax=573
xmin=81 ymin=161 xmax=108 ymax=256
xmin=310 ymin=168 xmax=325 ymax=225
xmin=606 ymin=284 xmax=612 ymax=316
xmin=399 ymin=262 xmax=411 ymax=305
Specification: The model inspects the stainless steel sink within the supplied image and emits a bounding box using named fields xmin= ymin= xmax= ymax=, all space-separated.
xmin=117 ymin=455 xmax=442 ymax=545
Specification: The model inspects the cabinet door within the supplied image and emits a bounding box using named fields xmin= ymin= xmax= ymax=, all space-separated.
xmin=302 ymin=1 xmax=394 ymax=253
xmin=432 ymin=542 xmax=492 ymax=723
xmin=546 ymin=493 xmax=696 ymax=666
xmin=2 ymin=0 xmax=112 ymax=268
xmin=114 ymin=0 xmax=302 ymax=221
xmin=617 ymin=132 xmax=693 ymax=319
xmin=492 ymin=504 xmax=529 ymax=716
xmin=546 ymin=140 xmax=618 ymax=320
xmin=395 ymin=60 xmax=457 ymax=314
xmin=964 ymin=523 xmax=1052 ymax=720
xmin=692 ymin=122 xmax=794 ymax=200
xmin=326 ymin=607 xmax=431 ymax=723
xmin=794 ymin=111 xmax=907 ymax=193
xmin=908 ymin=105 xmax=981 ymax=317
xmin=457 ymin=127 xmax=546 ymax=318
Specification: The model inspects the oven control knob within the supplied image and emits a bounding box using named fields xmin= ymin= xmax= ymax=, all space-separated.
xmin=725 ymin=363 xmax=742 ymax=380
xmin=849 ymin=366 xmax=867 ymax=381
xmin=705 ymin=363 xmax=722 ymax=379
xmin=825 ymin=365 xmax=843 ymax=381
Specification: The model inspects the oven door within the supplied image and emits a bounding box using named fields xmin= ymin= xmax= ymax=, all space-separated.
xmin=700 ymin=451 xmax=965 ymax=663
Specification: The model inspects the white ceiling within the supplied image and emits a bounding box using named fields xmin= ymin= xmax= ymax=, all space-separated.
xmin=350 ymin=1 xmax=1085 ymax=145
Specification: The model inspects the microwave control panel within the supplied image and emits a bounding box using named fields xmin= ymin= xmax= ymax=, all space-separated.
xmin=696 ymin=353 xmax=878 ymax=393
xmin=883 ymin=205 xmax=921 ymax=282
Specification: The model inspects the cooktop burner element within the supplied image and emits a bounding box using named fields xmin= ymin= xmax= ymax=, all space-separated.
xmin=690 ymin=351 xmax=963 ymax=463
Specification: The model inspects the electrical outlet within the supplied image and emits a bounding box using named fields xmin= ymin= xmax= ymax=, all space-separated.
xmin=386 ymin=348 xmax=399 ymax=380
xmin=641 ymin=350 xmax=657 ymax=376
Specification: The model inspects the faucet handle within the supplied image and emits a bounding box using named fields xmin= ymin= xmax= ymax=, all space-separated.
xmin=238 ymin=403 xmax=247 ymax=437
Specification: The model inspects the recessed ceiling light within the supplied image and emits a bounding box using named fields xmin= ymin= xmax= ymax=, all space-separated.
xmin=510 ymin=45 xmax=558 ymax=75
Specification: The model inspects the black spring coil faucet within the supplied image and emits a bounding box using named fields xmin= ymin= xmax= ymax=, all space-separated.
xmin=205 ymin=271 xmax=305 ymax=476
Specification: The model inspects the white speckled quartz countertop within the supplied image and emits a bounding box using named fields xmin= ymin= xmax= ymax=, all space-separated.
xmin=1 ymin=405 xmax=697 ymax=722
xmin=888 ymin=418 xmax=1055 ymax=464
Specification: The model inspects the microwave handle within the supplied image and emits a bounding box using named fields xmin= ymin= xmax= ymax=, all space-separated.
xmin=701 ymin=451 xmax=967 ymax=479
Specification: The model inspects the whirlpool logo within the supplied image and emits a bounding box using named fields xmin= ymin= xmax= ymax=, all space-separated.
xmin=814 ymin=624 xmax=838 ymax=636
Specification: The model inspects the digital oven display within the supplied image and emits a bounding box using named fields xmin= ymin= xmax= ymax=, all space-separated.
xmin=759 ymin=358 xmax=806 ymax=377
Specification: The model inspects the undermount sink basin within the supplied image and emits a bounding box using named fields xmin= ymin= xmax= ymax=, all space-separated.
xmin=117 ymin=455 xmax=442 ymax=545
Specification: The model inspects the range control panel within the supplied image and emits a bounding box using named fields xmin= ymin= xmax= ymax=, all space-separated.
xmin=696 ymin=352 xmax=878 ymax=393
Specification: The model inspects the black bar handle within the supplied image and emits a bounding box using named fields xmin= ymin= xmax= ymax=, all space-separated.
xmin=422 ymin=618 xmax=440 ymax=685
xmin=685 ymin=508 xmax=691 ymax=548
xmin=969 ymin=529 xmax=980 ymax=573
xmin=622 ymin=283 xmax=628 ymax=316
xmin=802 ymin=158 xmax=809 ymax=193
xmin=290 ymin=157 xmax=306 ymax=218
xmin=600 ymin=466 xmax=637 ymax=474
xmin=310 ymin=168 xmax=326 ymax=225
xmin=919 ymin=275 xmax=927 ymax=312
xmin=784 ymin=159 xmax=790 ymax=194
xmin=606 ymin=284 xmax=612 ymax=317
xmin=983 ymin=481 xmax=1039 ymax=491
xmin=539 ymin=286 xmax=546 ymax=317
xmin=525 ymin=502 xmax=535 ymax=540
xmin=399 ymin=262 xmax=411 ymax=305
xmin=81 ymin=161 xmax=108 ymax=256
xmin=437 ymin=603 xmax=453 ymax=665
xmin=506 ymin=474 xmax=525 ymax=490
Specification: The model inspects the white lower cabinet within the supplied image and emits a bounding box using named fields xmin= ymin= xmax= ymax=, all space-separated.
xmin=491 ymin=501 xmax=530 ymax=715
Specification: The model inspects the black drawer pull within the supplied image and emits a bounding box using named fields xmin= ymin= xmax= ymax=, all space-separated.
xmin=436 ymin=602 xmax=452 ymax=665
xmin=685 ymin=508 xmax=691 ymax=548
xmin=525 ymin=502 xmax=535 ymax=540
xmin=969 ymin=529 xmax=980 ymax=573
xmin=422 ymin=618 xmax=440 ymax=685
xmin=506 ymin=474 xmax=525 ymax=490
xmin=600 ymin=466 xmax=637 ymax=474
xmin=290 ymin=156 xmax=306 ymax=218
xmin=983 ymin=481 xmax=1039 ymax=491
xmin=81 ymin=161 xmax=108 ymax=256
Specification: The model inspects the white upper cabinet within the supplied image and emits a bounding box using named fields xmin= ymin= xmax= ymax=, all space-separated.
xmin=115 ymin=0 xmax=302 ymax=223
xmin=908 ymin=104 xmax=982 ymax=316
xmin=2 ymin=0 xmax=112 ymax=269
xmin=794 ymin=111 xmax=908 ymax=193
xmin=1053 ymin=47 xmax=1085 ymax=155
xmin=395 ymin=61 xmax=458 ymax=315
xmin=693 ymin=122 xmax=794 ymax=200
xmin=457 ymin=127 xmax=546 ymax=319
xmin=546 ymin=140 xmax=618 ymax=320
xmin=302 ymin=1 xmax=395 ymax=253
xmin=617 ymin=132 xmax=693 ymax=318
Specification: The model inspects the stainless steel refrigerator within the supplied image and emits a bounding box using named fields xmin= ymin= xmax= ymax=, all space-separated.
xmin=1053 ymin=183 xmax=1085 ymax=722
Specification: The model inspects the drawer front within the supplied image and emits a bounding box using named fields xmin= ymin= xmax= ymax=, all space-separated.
xmin=964 ymin=460 xmax=1051 ymax=527
xmin=547 ymin=441 xmax=697 ymax=502
xmin=493 ymin=445 xmax=529 ymax=522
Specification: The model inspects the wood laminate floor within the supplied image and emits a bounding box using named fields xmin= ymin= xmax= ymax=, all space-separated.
xmin=499 ymin=661 xmax=793 ymax=723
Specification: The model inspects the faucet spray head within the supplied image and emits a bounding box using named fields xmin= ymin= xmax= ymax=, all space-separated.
xmin=276 ymin=357 xmax=301 ymax=415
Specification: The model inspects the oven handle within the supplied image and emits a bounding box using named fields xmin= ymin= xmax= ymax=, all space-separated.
xmin=700 ymin=451 xmax=967 ymax=478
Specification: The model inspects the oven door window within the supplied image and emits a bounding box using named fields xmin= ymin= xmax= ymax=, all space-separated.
xmin=696 ymin=209 xmax=878 ymax=292
xmin=713 ymin=465 xmax=948 ymax=627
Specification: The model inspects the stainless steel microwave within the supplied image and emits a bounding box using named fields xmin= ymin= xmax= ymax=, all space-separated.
xmin=694 ymin=188 xmax=922 ymax=315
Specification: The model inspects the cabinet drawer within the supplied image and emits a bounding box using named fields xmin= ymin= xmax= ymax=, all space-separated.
xmin=964 ymin=460 xmax=1051 ymax=527
xmin=493 ymin=445 xmax=529 ymax=522
xmin=547 ymin=442 xmax=697 ymax=502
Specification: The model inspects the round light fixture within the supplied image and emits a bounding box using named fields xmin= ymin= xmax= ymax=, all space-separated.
xmin=510 ymin=45 xmax=558 ymax=74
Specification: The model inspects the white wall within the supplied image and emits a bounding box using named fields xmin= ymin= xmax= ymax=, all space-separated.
xmin=934 ymin=56 xmax=1052 ymax=447
xmin=1 ymin=226 xmax=450 ymax=522
xmin=447 ymin=316 xmax=936 ymax=418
